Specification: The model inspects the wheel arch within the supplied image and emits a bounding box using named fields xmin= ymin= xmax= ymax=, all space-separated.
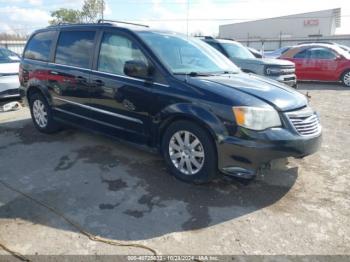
xmin=340 ymin=68 xmax=350 ymax=81
xmin=26 ymin=83 xmax=52 ymax=105
xmin=157 ymin=103 xmax=228 ymax=152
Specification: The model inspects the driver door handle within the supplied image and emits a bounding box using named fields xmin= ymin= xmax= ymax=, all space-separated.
xmin=92 ymin=79 xmax=105 ymax=87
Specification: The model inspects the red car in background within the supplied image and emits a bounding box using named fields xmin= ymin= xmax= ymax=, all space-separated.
xmin=280 ymin=44 xmax=350 ymax=87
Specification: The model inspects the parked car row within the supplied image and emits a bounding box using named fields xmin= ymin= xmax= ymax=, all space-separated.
xmin=2 ymin=34 xmax=350 ymax=105
xmin=19 ymin=21 xmax=322 ymax=184
xmin=246 ymin=42 xmax=350 ymax=87
xmin=199 ymin=37 xmax=297 ymax=87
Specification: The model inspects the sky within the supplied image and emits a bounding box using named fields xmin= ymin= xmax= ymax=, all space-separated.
xmin=0 ymin=0 xmax=349 ymax=36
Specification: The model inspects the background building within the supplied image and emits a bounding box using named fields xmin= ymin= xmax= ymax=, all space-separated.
xmin=219 ymin=8 xmax=350 ymax=51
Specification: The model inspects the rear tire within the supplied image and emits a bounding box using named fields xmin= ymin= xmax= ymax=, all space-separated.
xmin=341 ymin=70 xmax=350 ymax=87
xmin=29 ymin=92 xmax=61 ymax=134
xmin=162 ymin=120 xmax=218 ymax=184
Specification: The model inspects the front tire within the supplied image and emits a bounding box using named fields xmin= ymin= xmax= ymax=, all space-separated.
xmin=341 ymin=70 xmax=350 ymax=87
xmin=162 ymin=120 xmax=218 ymax=184
xmin=29 ymin=92 xmax=61 ymax=134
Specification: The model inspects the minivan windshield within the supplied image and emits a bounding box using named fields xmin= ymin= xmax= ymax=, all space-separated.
xmin=136 ymin=31 xmax=240 ymax=75
xmin=221 ymin=42 xmax=256 ymax=59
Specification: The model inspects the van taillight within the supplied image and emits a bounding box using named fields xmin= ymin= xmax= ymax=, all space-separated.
xmin=18 ymin=64 xmax=23 ymax=82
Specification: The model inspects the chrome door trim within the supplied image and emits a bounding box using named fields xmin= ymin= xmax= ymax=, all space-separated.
xmin=91 ymin=69 xmax=170 ymax=87
xmin=53 ymin=97 xmax=143 ymax=124
xmin=53 ymin=107 xmax=140 ymax=134
xmin=48 ymin=62 xmax=92 ymax=72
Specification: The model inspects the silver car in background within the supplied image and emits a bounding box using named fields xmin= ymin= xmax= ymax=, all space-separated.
xmin=201 ymin=38 xmax=297 ymax=87
xmin=0 ymin=48 xmax=20 ymax=99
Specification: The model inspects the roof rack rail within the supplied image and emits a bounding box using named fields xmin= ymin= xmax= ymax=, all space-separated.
xmin=298 ymin=41 xmax=336 ymax=45
xmin=47 ymin=22 xmax=91 ymax=28
xmin=97 ymin=19 xmax=149 ymax=28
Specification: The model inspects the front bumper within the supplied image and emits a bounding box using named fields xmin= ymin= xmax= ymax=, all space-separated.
xmin=217 ymin=127 xmax=322 ymax=178
xmin=0 ymin=75 xmax=20 ymax=99
xmin=268 ymin=74 xmax=297 ymax=87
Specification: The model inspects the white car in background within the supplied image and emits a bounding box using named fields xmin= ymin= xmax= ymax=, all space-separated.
xmin=0 ymin=47 xmax=20 ymax=99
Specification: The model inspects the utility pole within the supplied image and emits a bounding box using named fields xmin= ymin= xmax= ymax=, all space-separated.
xmin=101 ymin=0 xmax=104 ymax=20
xmin=186 ymin=0 xmax=189 ymax=37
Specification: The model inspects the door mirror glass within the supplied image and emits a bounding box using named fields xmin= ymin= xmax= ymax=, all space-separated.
xmin=335 ymin=55 xmax=343 ymax=60
xmin=124 ymin=60 xmax=153 ymax=79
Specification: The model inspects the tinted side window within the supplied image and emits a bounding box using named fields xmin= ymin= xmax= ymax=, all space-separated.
xmin=24 ymin=31 xmax=55 ymax=61
xmin=55 ymin=31 xmax=95 ymax=69
xmin=98 ymin=32 xmax=149 ymax=76
xmin=294 ymin=49 xmax=310 ymax=59
xmin=310 ymin=48 xmax=336 ymax=59
xmin=206 ymin=41 xmax=223 ymax=52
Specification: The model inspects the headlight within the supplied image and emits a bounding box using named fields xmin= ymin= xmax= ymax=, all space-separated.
xmin=233 ymin=106 xmax=281 ymax=131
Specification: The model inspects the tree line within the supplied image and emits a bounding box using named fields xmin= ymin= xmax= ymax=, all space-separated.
xmin=50 ymin=0 xmax=105 ymax=25
xmin=1 ymin=0 xmax=105 ymax=41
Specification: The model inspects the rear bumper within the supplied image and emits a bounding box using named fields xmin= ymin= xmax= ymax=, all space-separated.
xmin=0 ymin=75 xmax=20 ymax=99
xmin=217 ymin=127 xmax=322 ymax=178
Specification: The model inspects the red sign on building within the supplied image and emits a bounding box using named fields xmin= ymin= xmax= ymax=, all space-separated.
xmin=304 ymin=19 xmax=319 ymax=26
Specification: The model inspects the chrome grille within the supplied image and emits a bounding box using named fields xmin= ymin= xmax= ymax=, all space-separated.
xmin=279 ymin=65 xmax=295 ymax=75
xmin=286 ymin=107 xmax=321 ymax=136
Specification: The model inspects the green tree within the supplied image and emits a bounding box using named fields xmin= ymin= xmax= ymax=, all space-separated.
xmin=81 ymin=0 xmax=105 ymax=23
xmin=49 ymin=8 xmax=82 ymax=25
xmin=49 ymin=0 xmax=105 ymax=25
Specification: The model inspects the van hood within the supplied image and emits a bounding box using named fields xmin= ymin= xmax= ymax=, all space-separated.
xmin=187 ymin=73 xmax=307 ymax=111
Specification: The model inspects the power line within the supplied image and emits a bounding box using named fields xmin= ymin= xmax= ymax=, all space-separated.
xmin=112 ymin=15 xmax=350 ymax=22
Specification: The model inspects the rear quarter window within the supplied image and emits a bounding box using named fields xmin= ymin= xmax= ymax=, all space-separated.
xmin=24 ymin=31 xmax=55 ymax=61
xmin=54 ymin=31 xmax=95 ymax=69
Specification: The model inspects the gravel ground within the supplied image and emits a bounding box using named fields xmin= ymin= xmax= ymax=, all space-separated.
xmin=0 ymin=83 xmax=349 ymax=258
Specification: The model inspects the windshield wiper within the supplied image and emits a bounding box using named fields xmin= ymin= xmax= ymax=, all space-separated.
xmin=174 ymin=72 xmax=215 ymax=77
xmin=217 ymin=71 xmax=239 ymax=75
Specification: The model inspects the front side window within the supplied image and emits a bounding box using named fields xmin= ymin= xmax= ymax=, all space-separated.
xmin=55 ymin=31 xmax=95 ymax=69
xmin=98 ymin=32 xmax=149 ymax=76
xmin=136 ymin=31 xmax=239 ymax=75
xmin=24 ymin=31 xmax=55 ymax=61
xmin=310 ymin=48 xmax=336 ymax=59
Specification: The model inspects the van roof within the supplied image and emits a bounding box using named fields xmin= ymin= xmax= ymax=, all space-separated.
xmin=32 ymin=21 xmax=173 ymax=36
xmin=45 ymin=20 xmax=151 ymax=31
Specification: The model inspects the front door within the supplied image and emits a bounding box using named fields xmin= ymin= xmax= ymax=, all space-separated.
xmin=309 ymin=47 xmax=339 ymax=81
xmin=291 ymin=48 xmax=314 ymax=80
xmin=89 ymin=31 xmax=159 ymax=144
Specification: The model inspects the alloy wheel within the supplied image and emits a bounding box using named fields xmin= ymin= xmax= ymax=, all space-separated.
xmin=344 ymin=72 xmax=350 ymax=87
xmin=32 ymin=99 xmax=48 ymax=128
xmin=168 ymin=130 xmax=205 ymax=175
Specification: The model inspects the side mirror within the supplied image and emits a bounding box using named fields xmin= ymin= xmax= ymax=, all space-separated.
xmin=335 ymin=55 xmax=343 ymax=61
xmin=124 ymin=60 xmax=153 ymax=80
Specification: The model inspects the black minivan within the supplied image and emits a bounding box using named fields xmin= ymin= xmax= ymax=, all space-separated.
xmin=19 ymin=21 xmax=322 ymax=183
